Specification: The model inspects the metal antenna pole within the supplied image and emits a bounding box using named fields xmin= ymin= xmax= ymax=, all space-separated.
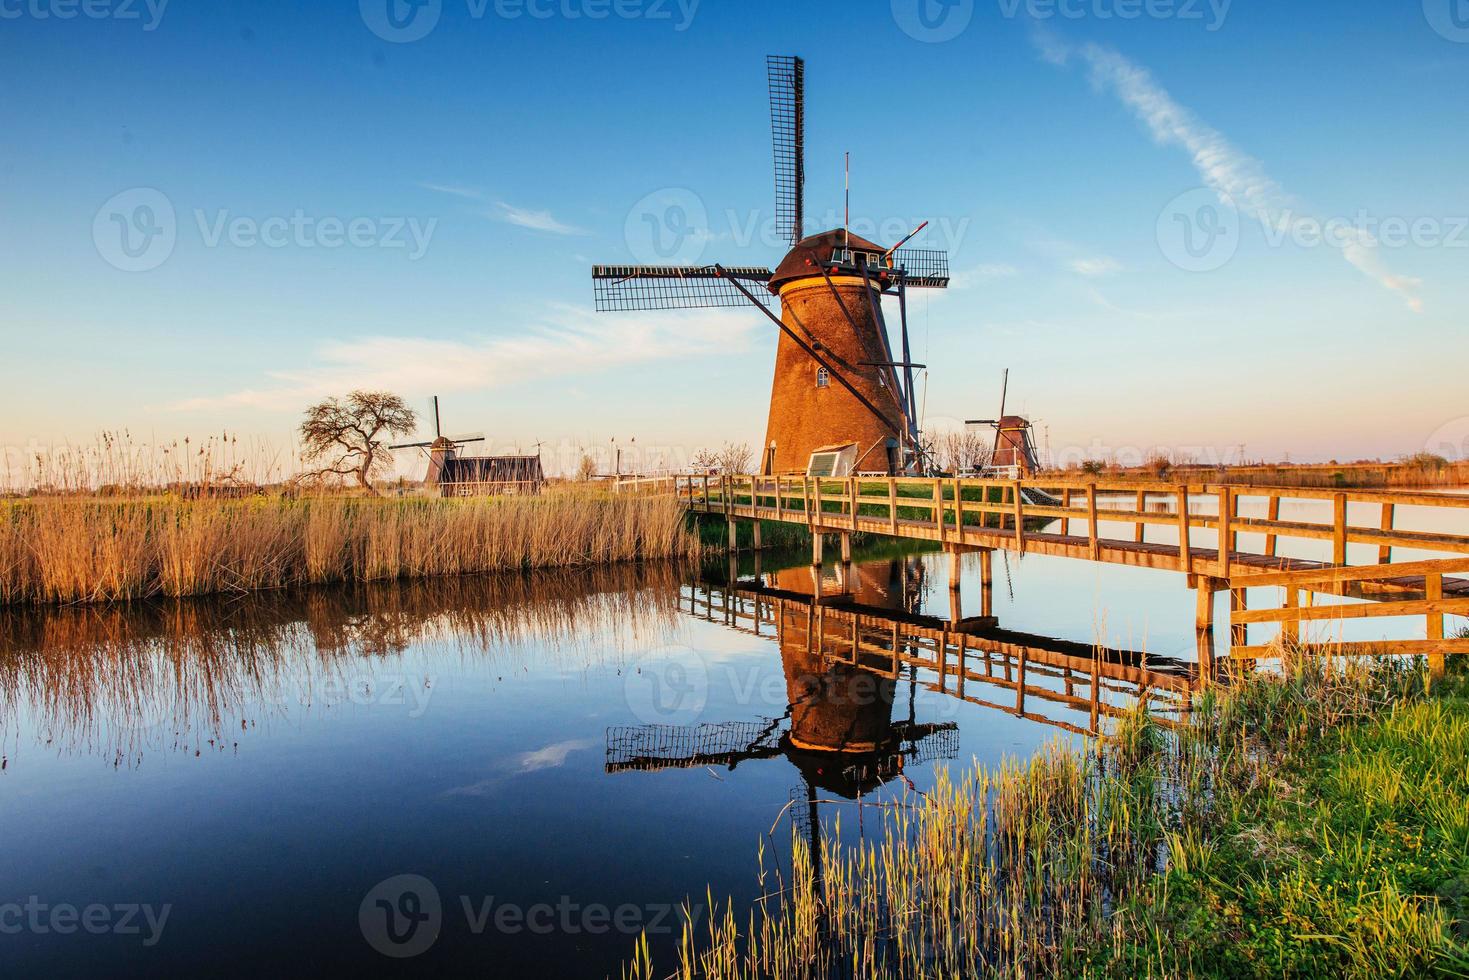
xmin=899 ymin=278 xmax=917 ymax=427
xmin=844 ymin=151 xmax=850 ymax=249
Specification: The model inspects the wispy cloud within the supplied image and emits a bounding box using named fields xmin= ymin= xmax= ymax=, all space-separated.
xmin=418 ymin=181 xmax=486 ymax=201
xmin=171 ymin=305 xmax=758 ymax=412
xmin=491 ymin=202 xmax=590 ymax=236
xmin=514 ymin=738 xmax=595 ymax=773
xmin=951 ymin=263 xmax=1021 ymax=288
xmin=442 ymin=738 xmax=598 ymax=796
xmin=420 ymin=183 xmax=591 ymax=237
xmin=1070 ymin=257 xmax=1122 ymax=278
xmin=1037 ymin=33 xmax=1425 ymax=313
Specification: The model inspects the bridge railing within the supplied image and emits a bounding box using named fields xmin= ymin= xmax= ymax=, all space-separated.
xmin=676 ymin=474 xmax=1469 ymax=574
xmin=1226 ymin=556 xmax=1469 ymax=662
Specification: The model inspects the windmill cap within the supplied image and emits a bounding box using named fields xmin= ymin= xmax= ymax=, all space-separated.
xmin=768 ymin=229 xmax=888 ymax=292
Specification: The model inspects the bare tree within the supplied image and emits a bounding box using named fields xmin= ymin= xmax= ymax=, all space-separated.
xmin=716 ymin=442 xmax=753 ymax=475
xmin=931 ymin=429 xmax=992 ymax=475
xmin=575 ymin=453 xmax=599 ymax=482
xmin=690 ymin=443 xmax=753 ymax=475
xmin=299 ymin=391 xmax=417 ymax=494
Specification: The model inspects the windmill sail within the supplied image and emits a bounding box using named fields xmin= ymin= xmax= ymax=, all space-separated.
xmin=766 ymin=54 xmax=805 ymax=247
xmin=592 ymin=265 xmax=773 ymax=312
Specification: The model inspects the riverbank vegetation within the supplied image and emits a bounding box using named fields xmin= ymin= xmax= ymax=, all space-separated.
xmin=0 ymin=490 xmax=699 ymax=605
xmin=1058 ymin=455 xmax=1469 ymax=490
xmin=627 ymin=657 xmax=1469 ymax=978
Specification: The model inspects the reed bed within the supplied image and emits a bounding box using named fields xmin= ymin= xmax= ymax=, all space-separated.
xmin=0 ymin=491 xmax=700 ymax=605
xmin=627 ymin=657 xmax=1469 ymax=978
xmin=0 ymin=566 xmax=684 ymax=761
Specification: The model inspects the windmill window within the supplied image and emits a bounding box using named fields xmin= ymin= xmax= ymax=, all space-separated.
xmin=815 ymin=367 xmax=830 ymax=388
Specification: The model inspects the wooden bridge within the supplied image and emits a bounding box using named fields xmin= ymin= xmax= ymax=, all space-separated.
xmin=679 ymin=474 xmax=1469 ymax=669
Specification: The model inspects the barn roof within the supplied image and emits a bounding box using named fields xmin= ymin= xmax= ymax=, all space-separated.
xmin=440 ymin=455 xmax=544 ymax=483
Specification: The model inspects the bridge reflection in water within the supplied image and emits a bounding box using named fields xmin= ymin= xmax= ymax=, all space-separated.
xmin=606 ymin=557 xmax=1200 ymax=846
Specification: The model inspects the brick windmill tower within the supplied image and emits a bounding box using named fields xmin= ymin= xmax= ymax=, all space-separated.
xmin=592 ymin=56 xmax=950 ymax=477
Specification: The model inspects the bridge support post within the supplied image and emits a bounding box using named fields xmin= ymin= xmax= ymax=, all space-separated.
xmin=1195 ymin=577 xmax=1218 ymax=647
xmin=1229 ymin=585 xmax=1248 ymax=653
xmin=811 ymin=531 xmax=824 ymax=566
xmin=948 ymin=547 xmax=963 ymax=623
xmin=728 ymin=517 xmax=738 ymax=553
xmin=1195 ymin=581 xmax=1218 ymax=682
xmin=752 ymin=521 xmax=762 ymax=552
xmin=979 ymin=548 xmax=994 ymax=619
xmin=840 ymin=532 xmax=852 ymax=564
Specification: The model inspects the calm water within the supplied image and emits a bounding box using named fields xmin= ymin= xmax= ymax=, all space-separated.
xmin=0 ymin=543 xmax=1279 ymax=977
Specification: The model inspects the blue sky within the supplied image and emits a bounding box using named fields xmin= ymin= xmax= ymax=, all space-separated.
xmin=2 ymin=0 xmax=1467 ymax=477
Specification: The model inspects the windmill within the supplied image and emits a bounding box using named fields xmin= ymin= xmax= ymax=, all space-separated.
xmin=967 ymin=369 xmax=1042 ymax=477
xmin=608 ymin=557 xmax=958 ymax=906
xmin=387 ymin=396 xmax=493 ymax=492
xmin=387 ymin=396 xmax=486 ymax=456
xmin=592 ymin=55 xmax=950 ymax=478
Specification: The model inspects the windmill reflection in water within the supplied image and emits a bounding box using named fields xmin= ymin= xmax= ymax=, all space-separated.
xmin=604 ymin=558 xmax=1201 ymax=890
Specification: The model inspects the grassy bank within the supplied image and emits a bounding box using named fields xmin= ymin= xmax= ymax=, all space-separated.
xmin=628 ymin=659 xmax=1469 ymax=978
xmin=0 ymin=491 xmax=700 ymax=605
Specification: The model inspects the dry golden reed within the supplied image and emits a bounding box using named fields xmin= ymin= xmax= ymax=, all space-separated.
xmin=0 ymin=491 xmax=700 ymax=605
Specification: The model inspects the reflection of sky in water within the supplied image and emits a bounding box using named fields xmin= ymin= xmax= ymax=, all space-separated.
xmin=0 ymin=537 xmax=1391 ymax=975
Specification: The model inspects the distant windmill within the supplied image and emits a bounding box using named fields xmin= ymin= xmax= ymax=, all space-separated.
xmin=967 ymin=369 xmax=1042 ymax=477
xmin=592 ymin=55 xmax=950 ymax=478
xmin=388 ymin=396 xmax=486 ymax=455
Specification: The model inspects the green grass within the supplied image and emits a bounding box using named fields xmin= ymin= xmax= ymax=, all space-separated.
xmin=625 ymin=658 xmax=1469 ymax=979
xmin=1106 ymin=666 xmax=1469 ymax=977
xmin=703 ymin=480 xmax=1045 ymax=535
